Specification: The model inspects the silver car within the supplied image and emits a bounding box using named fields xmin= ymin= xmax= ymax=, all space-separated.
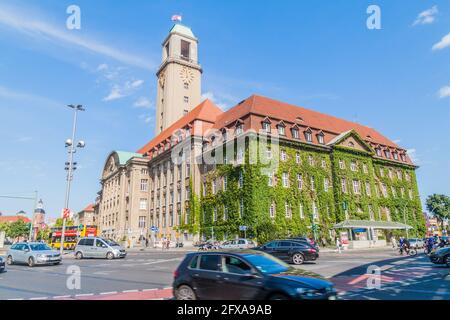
xmin=6 ymin=242 xmax=62 ymax=267
xmin=74 ymin=237 xmax=126 ymax=260
xmin=221 ymin=238 xmax=256 ymax=249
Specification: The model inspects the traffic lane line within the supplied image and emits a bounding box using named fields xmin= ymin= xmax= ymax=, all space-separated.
xmin=75 ymin=288 xmax=173 ymax=300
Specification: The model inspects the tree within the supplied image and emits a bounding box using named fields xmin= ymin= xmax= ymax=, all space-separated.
xmin=426 ymin=194 xmax=450 ymax=232
xmin=54 ymin=218 xmax=74 ymax=228
xmin=7 ymin=220 xmax=30 ymax=239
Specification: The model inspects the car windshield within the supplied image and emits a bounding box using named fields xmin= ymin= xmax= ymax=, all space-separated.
xmin=244 ymin=253 xmax=290 ymax=274
xmin=29 ymin=244 xmax=52 ymax=251
xmin=104 ymin=239 xmax=119 ymax=246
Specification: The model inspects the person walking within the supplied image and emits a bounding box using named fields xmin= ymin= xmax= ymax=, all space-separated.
xmin=399 ymin=236 xmax=405 ymax=255
xmin=391 ymin=236 xmax=397 ymax=249
xmin=336 ymin=238 xmax=342 ymax=253
xmin=145 ymin=237 xmax=149 ymax=248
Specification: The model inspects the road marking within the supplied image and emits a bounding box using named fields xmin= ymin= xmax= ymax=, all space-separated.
xmin=75 ymin=293 xmax=94 ymax=297
xmin=122 ymin=290 xmax=139 ymax=293
xmin=142 ymin=258 xmax=182 ymax=265
xmin=142 ymin=288 xmax=157 ymax=292
xmin=8 ymin=298 xmax=24 ymax=300
xmin=30 ymin=297 xmax=48 ymax=300
xmin=100 ymin=291 xmax=118 ymax=295
xmin=53 ymin=295 xmax=71 ymax=299
xmin=163 ymin=287 xmax=173 ymax=290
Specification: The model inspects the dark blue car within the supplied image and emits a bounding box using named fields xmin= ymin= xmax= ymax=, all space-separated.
xmin=173 ymin=250 xmax=336 ymax=300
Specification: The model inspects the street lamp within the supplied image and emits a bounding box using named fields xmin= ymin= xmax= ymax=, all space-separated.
xmin=60 ymin=104 xmax=85 ymax=255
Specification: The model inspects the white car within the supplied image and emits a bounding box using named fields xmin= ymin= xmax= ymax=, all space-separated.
xmin=221 ymin=239 xmax=256 ymax=249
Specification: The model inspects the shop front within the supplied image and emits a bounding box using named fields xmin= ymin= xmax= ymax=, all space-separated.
xmin=333 ymin=220 xmax=413 ymax=249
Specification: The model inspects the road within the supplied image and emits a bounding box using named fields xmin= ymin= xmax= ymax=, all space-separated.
xmin=0 ymin=248 xmax=448 ymax=300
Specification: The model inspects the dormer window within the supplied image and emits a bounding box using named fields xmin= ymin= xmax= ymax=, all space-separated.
xmin=235 ymin=121 xmax=244 ymax=135
xmin=317 ymin=132 xmax=325 ymax=144
xmin=292 ymin=128 xmax=299 ymax=139
xmin=304 ymin=129 xmax=312 ymax=142
xmin=400 ymin=154 xmax=406 ymax=162
xmin=393 ymin=152 xmax=399 ymax=160
xmin=277 ymin=122 xmax=286 ymax=136
xmin=262 ymin=121 xmax=271 ymax=133
xmin=375 ymin=148 xmax=382 ymax=157
xmin=384 ymin=149 xmax=391 ymax=159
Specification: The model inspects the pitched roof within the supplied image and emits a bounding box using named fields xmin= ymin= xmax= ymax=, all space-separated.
xmin=137 ymin=99 xmax=223 ymax=155
xmin=116 ymin=151 xmax=143 ymax=165
xmin=0 ymin=216 xmax=31 ymax=223
xmin=82 ymin=204 xmax=95 ymax=212
xmin=213 ymin=95 xmax=400 ymax=149
xmin=169 ymin=24 xmax=196 ymax=39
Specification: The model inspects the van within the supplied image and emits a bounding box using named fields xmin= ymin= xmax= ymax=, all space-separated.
xmin=74 ymin=237 xmax=126 ymax=260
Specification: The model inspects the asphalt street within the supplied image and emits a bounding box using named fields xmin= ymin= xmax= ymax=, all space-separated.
xmin=0 ymin=248 xmax=448 ymax=300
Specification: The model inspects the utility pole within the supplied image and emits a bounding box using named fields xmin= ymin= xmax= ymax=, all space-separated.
xmin=60 ymin=105 xmax=85 ymax=255
xmin=403 ymin=206 xmax=409 ymax=239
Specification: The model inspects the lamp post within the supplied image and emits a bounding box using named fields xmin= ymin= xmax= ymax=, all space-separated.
xmin=60 ymin=105 xmax=85 ymax=255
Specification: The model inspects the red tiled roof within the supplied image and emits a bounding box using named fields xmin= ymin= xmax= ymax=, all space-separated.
xmin=137 ymin=99 xmax=223 ymax=155
xmin=83 ymin=204 xmax=95 ymax=212
xmin=0 ymin=216 xmax=31 ymax=223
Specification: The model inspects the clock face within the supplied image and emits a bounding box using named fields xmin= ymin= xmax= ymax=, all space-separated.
xmin=180 ymin=67 xmax=195 ymax=84
xmin=159 ymin=71 xmax=166 ymax=88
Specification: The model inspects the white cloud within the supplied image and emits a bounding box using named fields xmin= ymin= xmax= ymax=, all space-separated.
xmin=413 ymin=6 xmax=438 ymax=26
xmin=139 ymin=114 xmax=153 ymax=123
xmin=134 ymin=97 xmax=152 ymax=109
xmin=407 ymin=149 xmax=419 ymax=164
xmin=129 ymin=80 xmax=144 ymax=88
xmin=432 ymin=32 xmax=450 ymax=51
xmin=0 ymin=4 xmax=154 ymax=70
xmin=97 ymin=64 xmax=109 ymax=72
xmin=201 ymin=91 xmax=230 ymax=109
xmin=438 ymin=86 xmax=450 ymax=99
xmin=103 ymin=86 xmax=124 ymax=102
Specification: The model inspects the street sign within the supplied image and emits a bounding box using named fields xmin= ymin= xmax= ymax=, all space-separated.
xmin=62 ymin=208 xmax=70 ymax=219
xmin=239 ymin=226 xmax=247 ymax=231
xmin=151 ymin=226 xmax=159 ymax=232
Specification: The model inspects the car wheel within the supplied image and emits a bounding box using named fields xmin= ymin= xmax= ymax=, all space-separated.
xmin=28 ymin=257 xmax=35 ymax=267
xmin=6 ymin=255 xmax=13 ymax=265
xmin=269 ymin=293 xmax=289 ymax=300
xmin=292 ymin=253 xmax=305 ymax=265
xmin=175 ymin=285 xmax=197 ymax=300
xmin=445 ymin=255 xmax=450 ymax=267
xmin=75 ymin=252 xmax=83 ymax=260
xmin=106 ymin=252 xmax=114 ymax=260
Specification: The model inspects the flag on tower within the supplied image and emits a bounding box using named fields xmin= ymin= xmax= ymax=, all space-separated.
xmin=171 ymin=14 xmax=182 ymax=22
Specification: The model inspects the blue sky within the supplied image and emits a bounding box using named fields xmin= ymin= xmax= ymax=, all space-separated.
xmin=0 ymin=0 xmax=449 ymax=220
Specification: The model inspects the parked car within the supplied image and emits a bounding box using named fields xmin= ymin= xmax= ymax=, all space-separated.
xmin=289 ymin=237 xmax=320 ymax=251
xmin=74 ymin=237 xmax=126 ymax=260
xmin=0 ymin=256 xmax=5 ymax=272
xmin=429 ymin=246 xmax=450 ymax=267
xmin=6 ymin=242 xmax=61 ymax=267
xmin=255 ymin=240 xmax=319 ymax=265
xmin=408 ymin=238 xmax=425 ymax=249
xmin=221 ymin=239 xmax=256 ymax=249
xmin=173 ymin=250 xmax=336 ymax=300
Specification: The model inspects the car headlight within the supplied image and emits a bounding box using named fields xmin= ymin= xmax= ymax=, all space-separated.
xmin=296 ymin=288 xmax=323 ymax=297
xmin=36 ymin=254 xmax=46 ymax=258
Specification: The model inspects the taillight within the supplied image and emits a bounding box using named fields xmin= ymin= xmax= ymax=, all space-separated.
xmin=173 ymin=269 xmax=179 ymax=278
xmin=308 ymin=248 xmax=316 ymax=253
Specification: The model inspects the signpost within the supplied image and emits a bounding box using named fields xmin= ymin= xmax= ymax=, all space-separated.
xmin=239 ymin=226 xmax=247 ymax=239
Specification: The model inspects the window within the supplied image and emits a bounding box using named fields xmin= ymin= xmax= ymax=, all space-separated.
xmin=268 ymin=172 xmax=274 ymax=187
xmin=381 ymin=184 xmax=388 ymax=197
xmin=185 ymin=208 xmax=190 ymax=224
xmin=299 ymin=203 xmax=304 ymax=219
xmin=213 ymin=208 xmax=218 ymax=222
xmin=393 ymin=152 xmax=399 ymax=160
xmin=305 ymin=130 xmax=312 ymax=142
xmin=297 ymin=174 xmax=303 ymax=189
xmin=237 ymin=148 xmax=244 ymax=163
xmin=184 ymin=83 xmax=189 ymax=89
xmin=380 ymin=168 xmax=384 ymax=177
xmin=353 ymin=180 xmax=361 ymax=194
xmin=199 ymin=255 xmax=221 ymax=271
xmin=310 ymin=176 xmax=315 ymax=191
xmin=409 ymin=189 xmax=413 ymax=200
xmin=369 ymin=205 xmax=374 ymax=221
xmin=376 ymin=148 xmax=382 ymax=157
xmin=184 ymin=96 xmax=189 ymax=103
xmin=363 ymin=164 xmax=368 ymax=174
xmin=186 ymin=186 xmax=190 ymax=199
xmin=281 ymin=150 xmax=287 ymax=161
xmin=308 ymin=155 xmax=314 ymax=166
xmin=341 ymin=178 xmax=347 ymax=193
xmin=266 ymin=147 xmax=272 ymax=159
xmin=317 ymin=133 xmax=324 ymax=144
xmin=238 ymin=171 xmax=244 ymax=188
xmin=224 ymin=206 xmax=228 ymax=220
xmin=388 ymin=169 xmax=393 ymax=180
xmin=236 ymin=124 xmax=243 ymax=135
xmin=278 ymin=125 xmax=285 ymax=136
xmin=321 ymin=159 xmax=326 ymax=168
xmin=138 ymin=216 xmax=146 ymax=228
xmin=384 ymin=150 xmax=391 ymax=159
xmin=262 ymin=121 xmax=271 ymax=133
xmin=397 ymin=170 xmax=402 ymax=180
xmin=282 ymin=172 xmax=289 ymax=188
xmin=339 ymin=160 xmax=345 ymax=169
xmin=296 ymin=153 xmax=301 ymax=164
xmin=140 ymin=179 xmax=148 ymax=191
xmin=139 ymin=198 xmax=147 ymax=210
xmin=223 ymin=176 xmax=228 ymax=191
xmin=324 ymin=177 xmax=329 ymax=192
xmin=141 ymin=168 xmax=148 ymax=175
xmin=180 ymin=40 xmax=190 ymax=59
xmin=350 ymin=161 xmax=357 ymax=172
xmin=365 ymin=182 xmax=371 ymax=196
xmin=239 ymin=198 xmax=244 ymax=217
xmin=285 ymin=202 xmax=292 ymax=218
xmin=269 ymin=202 xmax=276 ymax=218
xmin=165 ymin=42 xmax=170 ymax=58
xmin=405 ymin=173 xmax=411 ymax=182
xmin=401 ymin=154 xmax=406 ymax=162
xmin=212 ymin=179 xmax=217 ymax=194
xmin=400 ymin=187 xmax=405 ymax=198
xmin=292 ymin=128 xmax=299 ymax=139
xmin=223 ymin=256 xmax=252 ymax=275
xmin=312 ymin=201 xmax=319 ymax=220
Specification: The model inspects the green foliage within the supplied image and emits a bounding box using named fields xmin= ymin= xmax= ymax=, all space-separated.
xmin=426 ymin=194 xmax=450 ymax=229
xmin=36 ymin=227 xmax=50 ymax=241
xmin=7 ymin=220 xmax=30 ymax=238
xmin=54 ymin=218 xmax=75 ymax=228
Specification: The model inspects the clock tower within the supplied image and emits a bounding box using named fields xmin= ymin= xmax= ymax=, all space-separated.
xmin=155 ymin=24 xmax=202 ymax=133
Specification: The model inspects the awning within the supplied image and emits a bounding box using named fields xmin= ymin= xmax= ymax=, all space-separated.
xmin=333 ymin=220 xmax=413 ymax=230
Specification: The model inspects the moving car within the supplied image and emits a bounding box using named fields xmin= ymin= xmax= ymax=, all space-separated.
xmin=221 ymin=239 xmax=256 ymax=249
xmin=6 ymin=242 xmax=61 ymax=267
xmin=255 ymin=240 xmax=319 ymax=265
xmin=429 ymin=247 xmax=450 ymax=267
xmin=74 ymin=237 xmax=126 ymax=260
xmin=289 ymin=237 xmax=320 ymax=251
xmin=173 ymin=250 xmax=336 ymax=300
xmin=0 ymin=256 xmax=5 ymax=272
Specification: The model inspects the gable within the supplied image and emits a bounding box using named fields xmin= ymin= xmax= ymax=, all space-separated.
xmin=327 ymin=130 xmax=373 ymax=153
xmin=337 ymin=135 xmax=370 ymax=152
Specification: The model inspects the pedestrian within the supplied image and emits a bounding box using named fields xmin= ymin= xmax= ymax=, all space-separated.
xmin=399 ymin=236 xmax=405 ymax=255
xmin=162 ymin=237 xmax=166 ymax=250
xmin=391 ymin=236 xmax=397 ymax=249
xmin=145 ymin=237 xmax=149 ymax=248
xmin=166 ymin=239 xmax=170 ymax=250
xmin=336 ymin=238 xmax=341 ymax=253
